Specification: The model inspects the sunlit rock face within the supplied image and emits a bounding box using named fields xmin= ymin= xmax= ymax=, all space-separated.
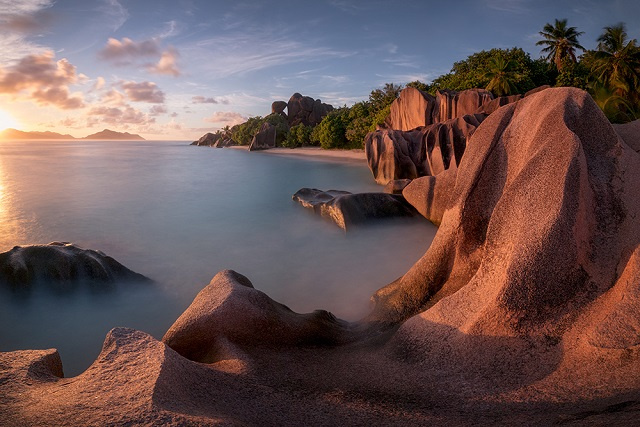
xmin=0 ymin=242 xmax=150 ymax=290
xmin=292 ymin=188 xmax=418 ymax=230
xmin=365 ymin=114 xmax=485 ymax=185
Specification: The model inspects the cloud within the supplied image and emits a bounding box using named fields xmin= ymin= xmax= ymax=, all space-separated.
xmin=88 ymin=104 xmax=155 ymax=126
xmin=0 ymin=0 xmax=53 ymax=61
xmin=149 ymin=105 xmax=167 ymax=116
xmin=204 ymin=111 xmax=247 ymax=126
xmin=97 ymin=0 xmax=129 ymax=31
xmin=191 ymin=95 xmax=230 ymax=104
xmin=0 ymin=50 xmax=84 ymax=109
xmin=157 ymin=20 xmax=179 ymax=39
xmin=101 ymin=88 xmax=126 ymax=105
xmin=98 ymin=37 xmax=160 ymax=63
xmin=147 ymin=47 xmax=180 ymax=77
xmin=485 ymin=0 xmax=531 ymax=14
xmin=93 ymin=76 xmax=106 ymax=91
xmin=119 ymin=81 xmax=165 ymax=103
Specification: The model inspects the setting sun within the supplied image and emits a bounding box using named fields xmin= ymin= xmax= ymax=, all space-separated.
xmin=0 ymin=110 xmax=20 ymax=131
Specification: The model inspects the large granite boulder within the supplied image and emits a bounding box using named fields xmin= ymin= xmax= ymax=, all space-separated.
xmin=434 ymin=88 xmax=494 ymax=123
xmin=402 ymin=166 xmax=457 ymax=226
xmin=365 ymin=114 xmax=485 ymax=185
xmin=613 ymin=118 xmax=640 ymax=152
xmin=248 ymin=122 xmax=276 ymax=151
xmin=474 ymin=94 xmax=522 ymax=115
xmin=292 ymin=188 xmax=418 ymax=230
xmin=163 ymin=270 xmax=348 ymax=362
xmin=287 ymin=93 xmax=333 ymax=126
xmin=384 ymin=87 xmax=436 ymax=131
xmin=0 ymin=242 xmax=150 ymax=289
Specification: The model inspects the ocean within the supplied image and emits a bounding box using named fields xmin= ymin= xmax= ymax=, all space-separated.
xmin=0 ymin=140 xmax=435 ymax=375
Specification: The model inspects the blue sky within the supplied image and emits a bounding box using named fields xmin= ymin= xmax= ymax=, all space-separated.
xmin=0 ymin=0 xmax=639 ymax=139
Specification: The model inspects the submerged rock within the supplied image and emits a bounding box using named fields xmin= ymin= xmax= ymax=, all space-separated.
xmin=0 ymin=242 xmax=150 ymax=289
xmin=292 ymin=188 xmax=418 ymax=230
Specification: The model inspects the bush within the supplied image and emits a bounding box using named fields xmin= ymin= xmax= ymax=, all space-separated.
xmin=311 ymin=109 xmax=350 ymax=149
xmin=282 ymin=123 xmax=312 ymax=148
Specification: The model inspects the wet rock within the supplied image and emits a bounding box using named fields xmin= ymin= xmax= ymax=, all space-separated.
xmin=0 ymin=242 xmax=150 ymax=289
xmin=292 ymin=188 xmax=418 ymax=230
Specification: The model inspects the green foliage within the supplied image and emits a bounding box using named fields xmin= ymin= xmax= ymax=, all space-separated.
xmin=230 ymin=116 xmax=263 ymax=145
xmin=555 ymin=57 xmax=589 ymax=89
xmin=368 ymin=83 xmax=403 ymax=112
xmin=536 ymin=18 xmax=585 ymax=71
xmin=430 ymin=48 xmax=549 ymax=94
xmin=282 ymin=123 xmax=312 ymax=148
xmin=405 ymin=80 xmax=430 ymax=93
xmin=484 ymin=57 xmax=520 ymax=96
xmin=311 ymin=108 xmax=351 ymax=149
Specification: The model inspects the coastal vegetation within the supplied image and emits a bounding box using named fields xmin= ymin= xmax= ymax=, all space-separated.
xmin=209 ymin=20 xmax=640 ymax=149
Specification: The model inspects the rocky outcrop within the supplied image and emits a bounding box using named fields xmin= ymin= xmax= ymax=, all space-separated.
xmin=292 ymin=188 xmax=418 ymax=230
xmin=385 ymin=87 xmax=494 ymax=131
xmin=365 ymin=114 xmax=485 ymax=185
xmin=3 ymin=88 xmax=640 ymax=426
xmin=383 ymin=179 xmax=412 ymax=194
xmin=613 ymin=118 xmax=640 ymax=152
xmin=287 ymin=93 xmax=333 ymax=126
xmin=0 ymin=242 xmax=150 ymax=289
xmin=248 ymin=122 xmax=276 ymax=151
xmin=474 ymin=94 xmax=522 ymax=115
xmin=191 ymin=132 xmax=236 ymax=147
xmin=271 ymin=100 xmax=288 ymax=116
xmin=163 ymin=270 xmax=348 ymax=362
xmin=402 ymin=166 xmax=457 ymax=226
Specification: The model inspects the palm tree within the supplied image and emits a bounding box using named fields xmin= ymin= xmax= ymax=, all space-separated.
xmin=483 ymin=57 xmax=520 ymax=96
xmin=592 ymin=23 xmax=640 ymax=99
xmin=537 ymin=19 xmax=585 ymax=71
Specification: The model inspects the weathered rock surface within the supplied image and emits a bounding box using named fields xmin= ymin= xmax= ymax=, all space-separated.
xmin=383 ymin=179 xmax=412 ymax=194
xmin=385 ymin=87 xmax=494 ymax=131
xmin=248 ymin=122 xmax=276 ymax=151
xmin=292 ymin=188 xmax=418 ymax=230
xmin=402 ymin=166 xmax=457 ymax=226
xmin=3 ymin=88 xmax=640 ymax=426
xmin=191 ymin=132 xmax=236 ymax=147
xmin=287 ymin=93 xmax=333 ymax=126
xmin=163 ymin=270 xmax=349 ymax=362
xmin=365 ymin=114 xmax=485 ymax=185
xmin=613 ymin=118 xmax=640 ymax=152
xmin=0 ymin=242 xmax=150 ymax=289
xmin=474 ymin=94 xmax=522 ymax=115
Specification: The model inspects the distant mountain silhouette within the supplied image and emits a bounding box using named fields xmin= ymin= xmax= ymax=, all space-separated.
xmin=0 ymin=128 xmax=76 ymax=140
xmin=0 ymin=128 xmax=145 ymax=140
xmin=83 ymin=129 xmax=145 ymax=140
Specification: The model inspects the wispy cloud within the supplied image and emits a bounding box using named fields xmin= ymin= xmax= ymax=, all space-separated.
xmin=98 ymin=37 xmax=181 ymax=77
xmin=192 ymin=95 xmax=229 ymax=104
xmin=97 ymin=0 xmax=129 ymax=31
xmin=0 ymin=0 xmax=53 ymax=62
xmin=119 ymin=81 xmax=165 ymax=103
xmin=484 ymin=0 xmax=531 ymax=14
xmin=204 ymin=111 xmax=247 ymax=126
xmin=193 ymin=30 xmax=354 ymax=77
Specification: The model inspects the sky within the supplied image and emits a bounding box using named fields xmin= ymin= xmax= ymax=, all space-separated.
xmin=0 ymin=0 xmax=639 ymax=140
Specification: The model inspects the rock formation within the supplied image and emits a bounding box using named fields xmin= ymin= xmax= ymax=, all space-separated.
xmin=0 ymin=242 xmax=150 ymax=289
xmin=190 ymin=132 xmax=236 ymax=147
xmin=365 ymin=113 xmax=485 ymax=184
xmin=248 ymin=122 xmax=276 ymax=151
xmin=287 ymin=93 xmax=333 ymax=127
xmin=271 ymin=100 xmax=288 ymax=116
xmin=474 ymin=94 xmax=522 ymax=115
xmin=2 ymin=88 xmax=640 ymax=425
xmin=292 ymin=188 xmax=418 ymax=230
xmin=385 ymin=87 xmax=494 ymax=131
xmin=613 ymin=118 xmax=640 ymax=152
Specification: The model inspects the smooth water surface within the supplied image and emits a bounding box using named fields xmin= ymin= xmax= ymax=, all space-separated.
xmin=0 ymin=140 xmax=436 ymax=375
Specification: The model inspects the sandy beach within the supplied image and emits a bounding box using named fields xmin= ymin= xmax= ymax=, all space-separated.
xmin=227 ymin=145 xmax=367 ymax=162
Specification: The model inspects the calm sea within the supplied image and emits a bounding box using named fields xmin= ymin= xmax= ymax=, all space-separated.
xmin=0 ymin=140 xmax=435 ymax=375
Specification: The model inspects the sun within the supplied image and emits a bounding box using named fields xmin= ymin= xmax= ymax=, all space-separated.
xmin=0 ymin=109 xmax=21 ymax=131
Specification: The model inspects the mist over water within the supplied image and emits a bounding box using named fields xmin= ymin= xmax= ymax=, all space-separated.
xmin=0 ymin=140 xmax=436 ymax=375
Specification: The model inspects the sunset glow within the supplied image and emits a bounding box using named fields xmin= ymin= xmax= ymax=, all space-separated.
xmin=0 ymin=110 xmax=20 ymax=132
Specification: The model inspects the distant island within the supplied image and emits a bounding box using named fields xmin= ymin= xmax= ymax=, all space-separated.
xmin=0 ymin=128 xmax=145 ymax=141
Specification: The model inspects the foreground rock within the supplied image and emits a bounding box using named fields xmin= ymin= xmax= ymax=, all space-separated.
xmin=292 ymin=188 xmax=418 ymax=230
xmin=3 ymin=88 xmax=640 ymax=425
xmin=0 ymin=242 xmax=150 ymax=289
xmin=365 ymin=113 xmax=485 ymax=184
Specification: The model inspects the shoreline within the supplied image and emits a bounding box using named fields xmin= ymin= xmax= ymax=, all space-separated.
xmin=227 ymin=145 xmax=367 ymax=163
